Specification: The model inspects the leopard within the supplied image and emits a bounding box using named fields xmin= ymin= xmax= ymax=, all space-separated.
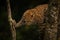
xmin=15 ymin=4 xmax=48 ymax=28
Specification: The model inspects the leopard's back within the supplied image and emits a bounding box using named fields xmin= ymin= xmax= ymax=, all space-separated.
xmin=21 ymin=4 xmax=48 ymax=25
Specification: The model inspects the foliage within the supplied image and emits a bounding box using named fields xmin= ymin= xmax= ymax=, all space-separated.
xmin=16 ymin=24 xmax=39 ymax=40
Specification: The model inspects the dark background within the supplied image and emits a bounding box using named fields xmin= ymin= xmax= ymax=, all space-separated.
xmin=0 ymin=0 xmax=49 ymax=40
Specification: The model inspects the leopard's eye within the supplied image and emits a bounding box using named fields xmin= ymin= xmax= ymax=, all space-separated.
xmin=31 ymin=15 xmax=33 ymax=17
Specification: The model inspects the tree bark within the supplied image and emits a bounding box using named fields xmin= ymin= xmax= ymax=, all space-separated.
xmin=6 ymin=0 xmax=16 ymax=40
xmin=44 ymin=0 xmax=58 ymax=40
xmin=57 ymin=0 xmax=60 ymax=40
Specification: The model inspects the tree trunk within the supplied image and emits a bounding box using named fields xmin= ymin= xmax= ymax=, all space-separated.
xmin=44 ymin=0 xmax=58 ymax=40
xmin=6 ymin=0 xmax=16 ymax=40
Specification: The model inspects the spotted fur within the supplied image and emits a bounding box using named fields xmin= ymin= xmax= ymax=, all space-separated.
xmin=16 ymin=4 xmax=48 ymax=27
